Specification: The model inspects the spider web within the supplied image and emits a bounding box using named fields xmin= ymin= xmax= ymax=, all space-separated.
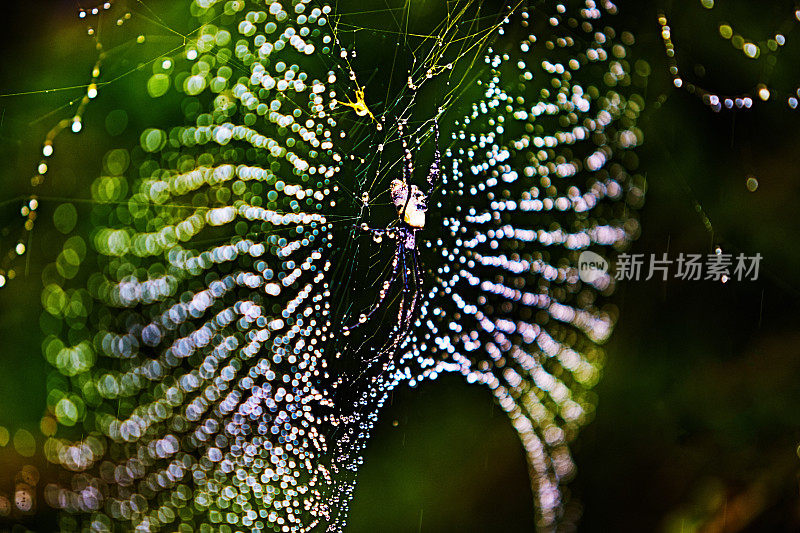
xmin=0 ymin=0 xmax=645 ymax=531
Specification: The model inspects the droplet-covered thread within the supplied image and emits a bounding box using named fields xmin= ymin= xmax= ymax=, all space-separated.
xmin=37 ymin=1 xmax=645 ymax=531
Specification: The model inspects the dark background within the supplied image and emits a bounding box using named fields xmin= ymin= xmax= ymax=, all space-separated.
xmin=1 ymin=0 xmax=799 ymax=531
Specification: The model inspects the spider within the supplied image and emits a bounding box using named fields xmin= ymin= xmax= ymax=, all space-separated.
xmin=343 ymin=121 xmax=441 ymax=357
xmin=337 ymin=86 xmax=381 ymax=130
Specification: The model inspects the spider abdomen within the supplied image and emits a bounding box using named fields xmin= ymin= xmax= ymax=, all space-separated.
xmin=390 ymin=179 xmax=427 ymax=229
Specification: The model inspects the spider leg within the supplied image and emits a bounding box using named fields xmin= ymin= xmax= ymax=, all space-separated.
xmin=342 ymin=241 xmax=402 ymax=332
xmin=398 ymin=239 xmax=410 ymax=324
xmin=353 ymin=223 xmax=390 ymax=235
xmin=410 ymin=244 xmax=424 ymax=321
xmin=392 ymin=243 xmax=423 ymax=355
xmin=398 ymin=120 xmax=414 ymax=185
xmin=377 ymin=244 xmax=413 ymax=359
xmin=426 ymin=119 xmax=441 ymax=196
xmin=364 ymin=234 xmax=423 ymax=365
xmin=401 ymin=233 xmax=423 ymax=330
xmin=398 ymin=120 xmax=414 ymax=220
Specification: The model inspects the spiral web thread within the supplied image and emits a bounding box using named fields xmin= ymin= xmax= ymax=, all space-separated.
xmin=37 ymin=0 xmax=645 ymax=531
xmin=42 ymin=0 xmax=348 ymax=530
xmin=421 ymin=2 xmax=646 ymax=528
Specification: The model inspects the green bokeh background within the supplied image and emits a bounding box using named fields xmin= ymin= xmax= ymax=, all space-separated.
xmin=1 ymin=0 xmax=799 ymax=530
